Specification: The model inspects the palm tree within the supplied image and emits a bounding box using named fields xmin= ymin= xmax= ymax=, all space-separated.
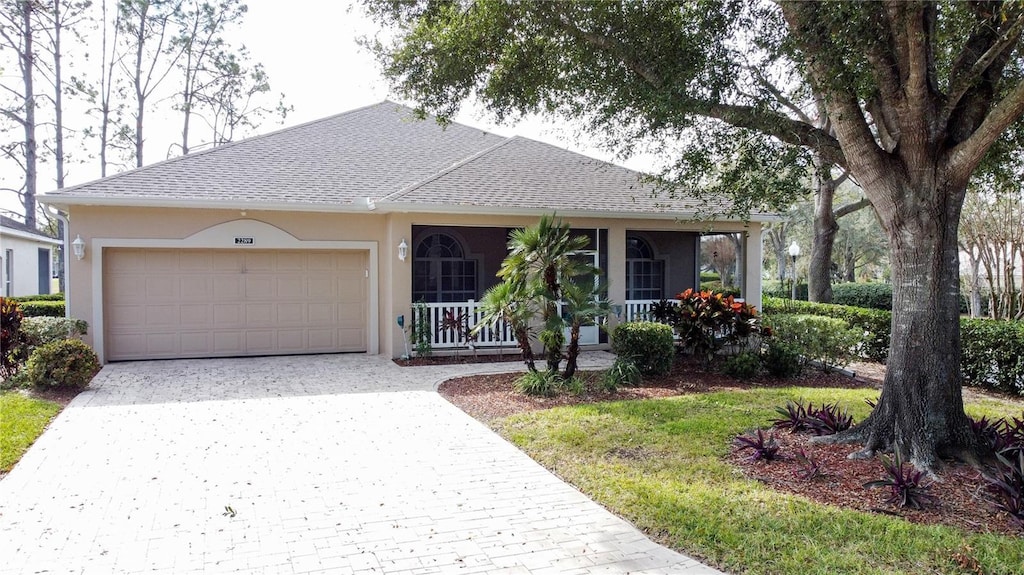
xmin=474 ymin=281 xmax=538 ymax=372
xmin=500 ymin=215 xmax=591 ymax=374
xmin=560 ymin=279 xmax=610 ymax=380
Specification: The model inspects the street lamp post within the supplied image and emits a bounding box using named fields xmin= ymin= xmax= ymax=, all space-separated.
xmin=788 ymin=241 xmax=801 ymax=300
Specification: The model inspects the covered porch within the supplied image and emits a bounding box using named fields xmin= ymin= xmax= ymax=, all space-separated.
xmin=404 ymin=223 xmax=760 ymax=352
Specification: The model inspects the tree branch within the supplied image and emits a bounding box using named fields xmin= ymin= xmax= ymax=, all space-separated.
xmin=834 ymin=197 xmax=871 ymax=219
xmin=945 ymin=6 xmax=1024 ymax=123
xmin=949 ymin=79 xmax=1024 ymax=178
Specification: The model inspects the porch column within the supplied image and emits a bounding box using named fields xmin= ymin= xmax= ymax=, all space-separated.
xmin=743 ymin=224 xmax=763 ymax=309
xmin=606 ymin=223 xmax=627 ymax=329
xmin=387 ymin=214 xmax=414 ymax=358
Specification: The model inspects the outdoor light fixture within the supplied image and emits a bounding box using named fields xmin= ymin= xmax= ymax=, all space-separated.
xmin=788 ymin=241 xmax=801 ymax=300
xmin=72 ymin=235 xmax=86 ymax=261
xmin=398 ymin=239 xmax=408 ymax=262
xmin=611 ymin=304 xmax=623 ymax=320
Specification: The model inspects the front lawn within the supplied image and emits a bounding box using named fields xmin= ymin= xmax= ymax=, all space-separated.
xmin=0 ymin=392 xmax=61 ymax=473
xmin=496 ymin=387 xmax=1024 ymax=575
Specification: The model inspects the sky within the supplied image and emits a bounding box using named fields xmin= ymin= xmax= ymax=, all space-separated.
xmin=1 ymin=0 xmax=652 ymax=219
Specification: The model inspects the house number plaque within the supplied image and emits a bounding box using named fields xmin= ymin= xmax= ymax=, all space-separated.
xmin=234 ymin=237 xmax=255 ymax=245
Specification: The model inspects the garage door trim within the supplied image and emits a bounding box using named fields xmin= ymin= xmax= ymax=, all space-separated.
xmin=90 ymin=219 xmax=379 ymax=362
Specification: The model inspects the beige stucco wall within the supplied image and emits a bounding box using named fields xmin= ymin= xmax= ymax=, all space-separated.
xmin=66 ymin=205 xmax=763 ymax=360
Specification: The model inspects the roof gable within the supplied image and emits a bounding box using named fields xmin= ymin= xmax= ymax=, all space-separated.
xmin=44 ymin=101 xmax=507 ymax=207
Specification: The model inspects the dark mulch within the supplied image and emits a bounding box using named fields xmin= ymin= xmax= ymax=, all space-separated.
xmin=438 ymin=356 xmax=877 ymax=423
xmin=438 ymin=356 xmax=1024 ymax=539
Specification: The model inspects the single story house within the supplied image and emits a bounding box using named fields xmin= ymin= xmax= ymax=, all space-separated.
xmin=41 ymin=101 xmax=770 ymax=363
xmin=0 ymin=215 xmax=60 ymax=297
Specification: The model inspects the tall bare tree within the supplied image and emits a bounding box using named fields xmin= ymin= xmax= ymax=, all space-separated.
xmin=0 ymin=0 xmax=39 ymax=229
xmin=117 ymin=0 xmax=183 ymax=167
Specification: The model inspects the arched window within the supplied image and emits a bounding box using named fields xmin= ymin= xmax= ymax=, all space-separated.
xmin=626 ymin=235 xmax=664 ymax=300
xmin=413 ymin=233 xmax=477 ymax=302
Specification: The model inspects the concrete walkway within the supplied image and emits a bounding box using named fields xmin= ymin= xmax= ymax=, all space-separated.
xmin=0 ymin=353 xmax=725 ymax=575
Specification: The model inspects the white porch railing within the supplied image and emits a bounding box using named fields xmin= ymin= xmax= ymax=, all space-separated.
xmin=624 ymin=299 xmax=680 ymax=322
xmin=412 ymin=300 xmax=518 ymax=350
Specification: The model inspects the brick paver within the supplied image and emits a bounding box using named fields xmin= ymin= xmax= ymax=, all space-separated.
xmin=0 ymin=353 xmax=725 ymax=574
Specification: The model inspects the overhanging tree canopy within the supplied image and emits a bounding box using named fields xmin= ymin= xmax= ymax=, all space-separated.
xmin=364 ymin=0 xmax=1024 ymax=471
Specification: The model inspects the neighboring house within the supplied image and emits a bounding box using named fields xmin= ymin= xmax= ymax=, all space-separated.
xmin=41 ymin=101 xmax=772 ymax=363
xmin=0 ymin=215 xmax=60 ymax=297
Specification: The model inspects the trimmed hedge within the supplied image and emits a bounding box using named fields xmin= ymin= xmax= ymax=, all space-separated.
xmin=611 ymin=321 xmax=675 ymax=376
xmin=762 ymin=280 xmax=808 ymax=301
xmin=831 ymin=283 xmax=893 ymax=310
xmin=8 ymin=293 xmax=64 ymax=302
xmin=18 ymin=301 xmax=65 ymax=317
xmin=766 ymin=314 xmax=862 ymax=371
xmin=764 ymin=296 xmax=1024 ymax=395
xmin=763 ymin=297 xmax=891 ymax=362
xmin=961 ymin=319 xmax=1024 ymax=395
xmin=20 ymin=317 xmax=88 ymax=348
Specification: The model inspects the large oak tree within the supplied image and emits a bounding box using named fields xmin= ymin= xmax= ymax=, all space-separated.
xmin=364 ymin=0 xmax=1024 ymax=471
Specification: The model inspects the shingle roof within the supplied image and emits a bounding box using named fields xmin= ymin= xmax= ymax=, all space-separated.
xmin=44 ymin=101 xmax=505 ymax=206
xmin=0 ymin=215 xmax=56 ymax=239
xmin=384 ymin=136 xmax=724 ymax=215
xmin=41 ymin=100 xmax=745 ymax=219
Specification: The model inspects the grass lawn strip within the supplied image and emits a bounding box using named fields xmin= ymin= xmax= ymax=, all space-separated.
xmin=0 ymin=392 xmax=61 ymax=472
xmin=496 ymin=387 xmax=1024 ymax=575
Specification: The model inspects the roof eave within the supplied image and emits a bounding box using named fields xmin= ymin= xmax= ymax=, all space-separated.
xmin=0 ymin=226 xmax=62 ymax=244
xmin=376 ymin=201 xmax=780 ymax=223
xmin=39 ymin=194 xmax=376 ymax=214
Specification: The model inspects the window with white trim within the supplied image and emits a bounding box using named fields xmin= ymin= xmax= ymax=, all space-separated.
xmin=626 ymin=236 xmax=664 ymax=300
xmin=412 ymin=233 xmax=477 ymax=303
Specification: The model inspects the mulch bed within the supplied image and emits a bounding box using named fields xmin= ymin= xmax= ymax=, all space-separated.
xmin=394 ymin=353 xmax=524 ymax=367
xmin=438 ymin=356 xmax=1024 ymax=539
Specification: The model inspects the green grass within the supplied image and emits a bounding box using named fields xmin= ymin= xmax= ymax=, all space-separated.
xmin=497 ymin=387 xmax=1024 ymax=575
xmin=0 ymin=392 xmax=61 ymax=472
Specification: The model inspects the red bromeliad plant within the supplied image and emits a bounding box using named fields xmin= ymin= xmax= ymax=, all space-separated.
xmin=1 ymin=297 xmax=29 ymax=379
xmin=669 ymin=289 xmax=768 ymax=362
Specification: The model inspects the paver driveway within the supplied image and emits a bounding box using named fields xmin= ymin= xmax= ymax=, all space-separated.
xmin=0 ymin=354 xmax=724 ymax=575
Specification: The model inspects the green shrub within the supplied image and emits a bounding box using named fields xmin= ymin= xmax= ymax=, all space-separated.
xmin=8 ymin=293 xmax=64 ymax=302
xmin=515 ymin=370 xmax=560 ymax=396
xmin=20 ymin=317 xmax=88 ymax=348
xmin=762 ymin=340 xmax=803 ymax=378
xmin=763 ymin=297 xmax=891 ymax=362
xmin=21 ymin=339 xmax=100 ymax=390
xmin=767 ymin=314 xmax=862 ymax=371
xmin=721 ymin=351 xmax=761 ymax=380
xmin=18 ymin=300 xmax=65 ymax=317
xmin=601 ymin=358 xmax=642 ymax=391
xmin=611 ymin=321 xmax=675 ymax=375
xmin=961 ymin=319 xmax=1024 ymax=395
xmin=700 ymin=272 xmax=721 ymax=283
xmin=763 ymin=280 xmax=807 ymax=301
xmin=831 ymin=283 xmax=893 ymax=310
xmin=700 ymin=281 xmax=743 ymax=298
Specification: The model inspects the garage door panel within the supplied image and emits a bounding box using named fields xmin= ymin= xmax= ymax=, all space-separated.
xmin=212 ymin=303 xmax=243 ymax=327
xmin=145 ymin=305 xmax=182 ymax=326
xmin=180 ymin=332 xmax=212 ymax=354
xmin=213 ymin=276 xmax=243 ymax=299
xmin=181 ymin=277 xmax=212 ymax=299
xmin=213 ymin=332 xmax=244 ymax=355
xmin=179 ymin=304 xmax=210 ymax=326
xmin=105 ymin=248 xmax=368 ymax=360
xmin=245 ymin=303 xmax=274 ymax=324
xmin=145 ymin=251 xmax=179 ymax=271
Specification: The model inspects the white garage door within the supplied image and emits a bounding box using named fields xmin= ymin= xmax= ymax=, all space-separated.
xmin=104 ymin=248 xmax=368 ymax=361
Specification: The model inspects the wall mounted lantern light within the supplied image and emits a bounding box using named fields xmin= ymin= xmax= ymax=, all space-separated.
xmin=398 ymin=239 xmax=409 ymax=262
xmin=72 ymin=235 xmax=86 ymax=261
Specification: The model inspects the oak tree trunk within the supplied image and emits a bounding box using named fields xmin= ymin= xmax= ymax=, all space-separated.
xmin=823 ymin=180 xmax=979 ymax=470
xmin=809 ymin=169 xmax=838 ymax=302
